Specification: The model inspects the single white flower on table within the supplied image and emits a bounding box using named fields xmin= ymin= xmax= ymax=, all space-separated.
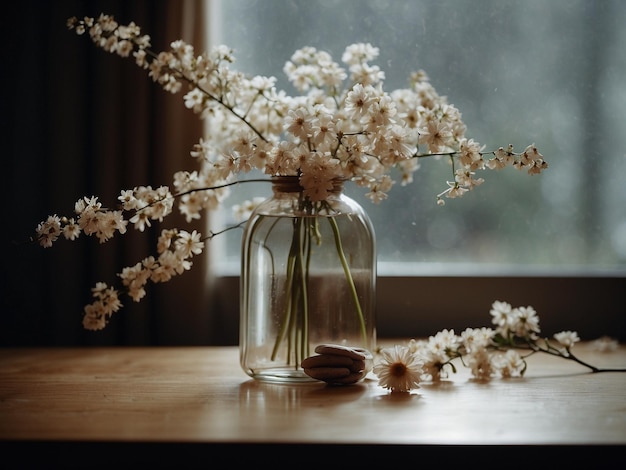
xmin=373 ymin=345 xmax=423 ymax=393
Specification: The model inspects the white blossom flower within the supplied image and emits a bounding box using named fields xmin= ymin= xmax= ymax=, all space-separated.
xmin=554 ymin=330 xmax=580 ymax=350
xmin=458 ymin=138 xmax=486 ymax=170
xmin=466 ymin=348 xmax=494 ymax=381
xmin=81 ymin=282 xmax=122 ymax=331
xmin=419 ymin=119 xmax=453 ymax=152
xmin=591 ymin=336 xmax=619 ymax=352
xmin=341 ymin=42 xmax=379 ymax=65
xmin=461 ymin=327 xmax=495 ymax=353
xmin=344 ymin=83 xmax=375 ymax=119
xmin=373 ymin=345 xmax=423 ymax=392
xmin=454 ymin=168 xmax=484 ymax=190
xmin=490 ymin=300 xmax=513 ymax=329
xmin=62 ymin=218 xmax=81 ymax=241
xmin=510 ymin=306 xmax=541 ymax=338
xmin=175 ymin=230 xmax=204 ymax=258
xmin=408 ymin=329 xmax=460 ymax=381
xmin=492 ymin=349 xmax=525 ymax=378
xmin=119 ymin=262 xmax=150 ymax=302
xmin=35 ymin=215 xmax=62 ymax=247
xmin=285 ymin=106 xmax=314 ymax=140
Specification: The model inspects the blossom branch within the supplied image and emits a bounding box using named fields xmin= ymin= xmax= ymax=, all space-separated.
xmin=500 ymin=335 xmax=625 ymax=373
xmin=37 ymin=14 xmax=551 ymax=330
xmin=373 ymin=301 xmax=624 ymax=392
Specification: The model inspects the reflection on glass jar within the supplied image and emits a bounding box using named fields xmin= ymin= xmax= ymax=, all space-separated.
xmin=240 ymin=177 xmax=376 ymax=383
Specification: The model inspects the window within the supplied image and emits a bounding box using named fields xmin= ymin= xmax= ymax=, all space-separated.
xmin=205 ymin=0 xmax=625 ymax=341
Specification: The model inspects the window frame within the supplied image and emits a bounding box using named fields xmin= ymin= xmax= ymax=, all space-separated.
xmin=208 ymin=268 xmax=625 ymax=344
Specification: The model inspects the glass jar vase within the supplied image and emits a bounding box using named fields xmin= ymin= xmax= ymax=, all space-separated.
xmin=240 ymin=176 xmax=376 ymax=383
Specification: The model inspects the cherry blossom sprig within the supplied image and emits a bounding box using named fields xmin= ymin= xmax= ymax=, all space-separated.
xmin=66 ymin=14 xmax=547 ymax=207
xmin=34 ymin=187 xmax=244 ymax=331
xmin=33 ymin=14 xmax=549 ymax=331
xmin=373 ymin=300 xmax=625 ymax=393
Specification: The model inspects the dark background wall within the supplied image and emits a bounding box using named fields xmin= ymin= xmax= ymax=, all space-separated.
xmin=1 ymin=0 xmax=212 ymax=346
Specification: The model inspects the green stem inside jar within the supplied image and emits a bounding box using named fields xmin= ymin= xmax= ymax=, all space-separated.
xmin=269 ymin=205 xmax=368 ymax=368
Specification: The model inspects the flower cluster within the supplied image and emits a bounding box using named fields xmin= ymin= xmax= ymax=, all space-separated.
xmin=372 ymin=301 xmax=623 ymax=393
xmin=35 ymin=14 xmax=548 ymax=330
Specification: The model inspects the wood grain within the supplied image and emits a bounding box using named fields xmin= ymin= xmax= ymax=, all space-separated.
xmin=1 ymin=342 xmax=624 ymax=448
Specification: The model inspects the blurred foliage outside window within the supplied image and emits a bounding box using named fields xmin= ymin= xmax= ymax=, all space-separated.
xmin=207 ymin=0 xmax=626 ymax=274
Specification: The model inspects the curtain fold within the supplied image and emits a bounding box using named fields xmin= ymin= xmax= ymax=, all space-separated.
xmin=2 ymin=0 xmax=217 ymax=345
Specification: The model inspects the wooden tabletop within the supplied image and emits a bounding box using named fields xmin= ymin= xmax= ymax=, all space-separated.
xmin=1 ymin=342 xmax=625 ymax=463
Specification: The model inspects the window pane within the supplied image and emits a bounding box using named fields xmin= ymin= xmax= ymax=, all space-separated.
xmin=208 ymin=0 xmax=626 ymax=274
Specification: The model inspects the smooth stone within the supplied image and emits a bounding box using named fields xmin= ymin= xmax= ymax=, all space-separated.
xmin=314 ymin=344 xmax=369 ymax=361
xmin=303 ymin=367 xmax=351 ymax=380
xmin=301 ymin=354 xmax=354 ymax=369
xmin=303 ymin=344 xmax=372 ymax=385
xmin=349 ymin=359 xmax=365 ymax=373
xmin=325 ymin=370 xmax=366 ymax=385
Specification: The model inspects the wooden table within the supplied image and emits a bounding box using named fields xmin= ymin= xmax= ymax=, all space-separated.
xmin=1 ymin=342 xmax=625 ymax=464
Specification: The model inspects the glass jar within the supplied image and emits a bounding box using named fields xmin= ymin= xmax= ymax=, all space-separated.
xmin=240 ymin=176 xmax=376 ymax=383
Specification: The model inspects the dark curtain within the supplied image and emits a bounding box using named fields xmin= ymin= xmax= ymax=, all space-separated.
xmin=1 ymin=0 xmax=222 ymax=346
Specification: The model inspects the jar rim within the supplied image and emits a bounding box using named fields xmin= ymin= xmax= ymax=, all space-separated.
xmin=270 ymin=175 xmax=345 ymax=194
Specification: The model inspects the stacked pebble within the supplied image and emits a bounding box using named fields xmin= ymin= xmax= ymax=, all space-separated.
xmin=301 ymin=344 xmax=370 ymax=385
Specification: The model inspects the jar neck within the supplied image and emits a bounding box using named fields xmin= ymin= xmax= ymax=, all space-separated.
xmin=271 ymin=175 xmax=345 ymax=196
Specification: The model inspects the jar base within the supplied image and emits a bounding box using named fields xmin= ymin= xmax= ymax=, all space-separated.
xmin=247 ymin=368 xmax=320 ymax=384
